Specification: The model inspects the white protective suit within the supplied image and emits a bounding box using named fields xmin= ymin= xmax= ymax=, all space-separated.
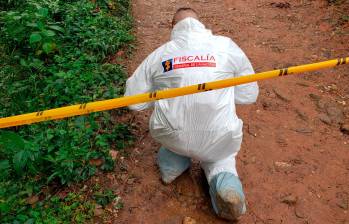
xmin=125 ymin=17 xmax=259 ymax=182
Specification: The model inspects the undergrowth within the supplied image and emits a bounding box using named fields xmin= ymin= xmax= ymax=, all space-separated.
xmin=0 ymin=0 xmax=134 ymax=223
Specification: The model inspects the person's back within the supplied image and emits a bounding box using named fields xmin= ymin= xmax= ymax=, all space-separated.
xmin=125 ymin=8 xmax=258 ymax=221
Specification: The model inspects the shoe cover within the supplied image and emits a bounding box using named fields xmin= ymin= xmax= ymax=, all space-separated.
xmin=209 ymin=172 xmax=246 ymax=220
xmin=157 ymin=147 xmax=191 ymax=184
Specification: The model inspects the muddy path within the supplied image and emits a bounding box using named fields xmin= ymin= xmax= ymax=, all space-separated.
xmin=105 ymin=0 xmax=349 ymax=223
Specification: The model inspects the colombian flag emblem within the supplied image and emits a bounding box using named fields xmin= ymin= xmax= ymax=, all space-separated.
xmin=162 ymin=59 xmax=173 ymax=72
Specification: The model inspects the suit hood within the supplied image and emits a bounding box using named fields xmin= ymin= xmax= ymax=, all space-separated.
xmin=171 ymin=17 xmax=212 ymax=41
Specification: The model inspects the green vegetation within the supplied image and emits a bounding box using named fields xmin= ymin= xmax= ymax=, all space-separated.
xmin=0 ymin=0 xmax=134 ymax=223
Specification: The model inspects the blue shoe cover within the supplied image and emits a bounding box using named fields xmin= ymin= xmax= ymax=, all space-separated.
xmin=209 ymin=172 xmax=246 ymax=220
xmin=157 ymin=147 xmax=191 ymax=184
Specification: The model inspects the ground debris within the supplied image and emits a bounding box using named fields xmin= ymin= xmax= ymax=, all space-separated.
xmin=340 ymin=123 xmax=349 ymax=135
xmin=324 ymin=101 xmax=344 ymax=124
xmin=89 ymin=158 xmax=104 ymax=167
xmin=109 ymin=150 xmax=119 ymax=160
xmin=294 ymin=206 xmax=306 ymax=219
xmin=274 ymin=161 xmax=292 ymax=171
xmin=273 ymin=87 xmax=291 ymax=102
xmin=183 ymin=217 xmax=197 ymax=224
xmin=271 ymin=2 xmax=291 ymax=8
xmin=309 ymin=93 xmax=322 ymax=101
xmin=94 ymin=205 xmax=104 ymax=217
xmin=276 ymin=136 xmax=288 ymax=147
xmin=248 ymin=124 xmax=259 ymax=137
xmin=295 ymin=109 xmax=309 ymax=121
xmin=318 ymin=113 xmax=332 ymax=125
xmin=336 ymin=192 xmax=348 ymax=210
xmin=292 ymin=127 xmax=313 ymax=134
xmin=281 ymin=194 xmax=298 ymax=205
xmin=26 ymin=195 xmax=39 ymax=205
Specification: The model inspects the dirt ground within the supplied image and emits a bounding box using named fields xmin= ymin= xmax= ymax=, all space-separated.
xmin=101 ymin=0 xmax=349 ymax=223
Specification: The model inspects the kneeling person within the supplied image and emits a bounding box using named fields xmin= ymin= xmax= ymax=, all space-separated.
xmin=125 ymin=7 xmax=259 ymax=221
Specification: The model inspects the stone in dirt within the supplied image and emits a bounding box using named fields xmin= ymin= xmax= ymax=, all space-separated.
xmin=295 ymin=109 xmax=308 ymax=121
xmin=281 ymin=194 xmax=297 ymax=205
xmin=309 ymin=93 xmax=321 ymax=101
xmin=183 ymin=217 xmax=197 ymax=224
xmin=175 ymin=174 xmax=202 ymax=198
xmin=274 ymin=161 xmax=292 ymax=171
xmin=324 ymin=101 xmax=344 ymax=124
xmin=293 ymin=127 xmax=313 ymax=134
xmin=273 ymin=88 xmax=291 ymax=102
xmin=340 ymin=123 xmax=349 ymax=135
xmin=26 ymin=195 xmax=39 ymax=205
xmin=276 ymin=136 xmax=288 ymax=147
xmin=109 ymin=150 xmax=119 ymax=160
xmin=294 ymin=203 xmax=306 ymax=219
xmin=270 ymin=2 xmax=291 ymax=8
xmin=336 ymin=192 xmax=348 ymax=210
xmin=318 ymin=113 xmax=332 ymax=125
xmin=94 ymin=205 xmax=104 ymax=217
xmin=262 ymin=100 xmax=279 ymax=111
xmin=316 ymin=99 xmax=327 ymax=110
xmin=89 ymin=158 xmax=104 ymax=167
xmin=248 ymin=124 xmax=259 ymax=137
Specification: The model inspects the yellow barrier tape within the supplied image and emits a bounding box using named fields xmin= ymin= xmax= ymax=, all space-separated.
xmin=0 ymin=57 xmax=348 ymax=129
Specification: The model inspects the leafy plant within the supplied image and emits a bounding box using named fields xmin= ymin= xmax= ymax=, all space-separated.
xmin=93 ymin=189 xmax=116 ymax=208
xmin=0 ymin=0 xmax=134 ymax=222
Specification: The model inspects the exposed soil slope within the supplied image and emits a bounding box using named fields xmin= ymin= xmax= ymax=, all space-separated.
xmin=106 ymin=0 xmax=349 ymax=223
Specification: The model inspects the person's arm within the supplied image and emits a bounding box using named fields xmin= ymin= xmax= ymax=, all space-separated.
xmin=230 ymin=42 xmax=259 ymax=104
xmin=234 ymin=54 xmax=259 ymax=104
xmin=124 ymin=55 xmax=154 ymax=111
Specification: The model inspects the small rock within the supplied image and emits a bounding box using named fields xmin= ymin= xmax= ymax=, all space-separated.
xmin=276 ymin=137 xmax=288 ymax=147
xmin=27 ymin=195 xmax=39 ymax=205
xmin=248 ymin=124 xmax=259 ymax=137
xmin=119 ymin=173 xmax=128 ymax=182
xmin=94 ymin=206 xmax=104 ymax=217
xmin=293 ymin=127 xmax=313 ymax=134
xmin=281 ymin=194 xmax=297 ymax=205
xmin=340 ymin=124 xmax=349 ymax=135
xmin=309 ymin=93 xmax=321 ymax=101
xmin=116 ymin=50 xmax=125 ymax=57
xmin=262 ymin=100 xmax=279 ymax=111
xmin=271 ymin=2 xmax=291 ymax=8
xmin=274 ymin=161 xmax=292 ymax=171
xmin=318 ymin=114 xmax=332 ymax=125
xmin=295 ymin=109 xmax=308 ymax=121
xmin=251 ymin=156 xmax=257 ymax=164
xmin=325 ymin=102 xmax=344 ymax=124
xmin=89 ymin=158 xmax=104 ymax=167
xmin=336 ymin=192 xmax=348 ymax=210
xmin=109 ymin=150 xmax=119 ymax=160
xmin=183 ymin=217 xmax=197 ymax=224
xmin=316 ymin=99 xmax=326 ymax=110
xmin=273 ymin=88 xmax=291 ymax=102
xmin=294 ymin=206 xmax=306 ymax=219
xmin=127 ymin=178 xmax=136 ymax=185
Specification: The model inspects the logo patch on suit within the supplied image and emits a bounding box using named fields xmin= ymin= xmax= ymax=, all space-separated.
xmin=162 ymin=59 xmax=173 ymax=72
xmin=161 ymin=53 xmax=216 ymax=73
